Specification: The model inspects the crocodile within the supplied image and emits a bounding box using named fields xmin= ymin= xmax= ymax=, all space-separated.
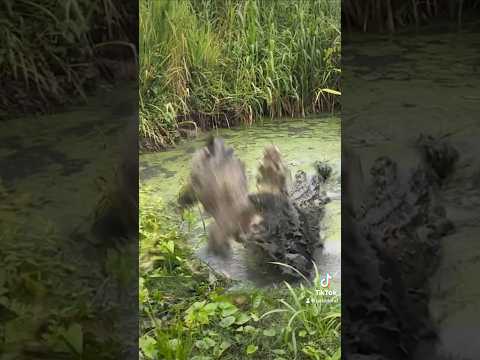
xmin=179 ymin=136 xmax=332 ymax=278
xmin=342 ymin=135 xmax=458 ymax=360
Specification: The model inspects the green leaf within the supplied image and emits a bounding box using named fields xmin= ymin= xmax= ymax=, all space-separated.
xmin=168 ymin=338 xmax=180 ymax=351
xmin=195 ymin=339 xmax=210 ymax=350
xmin=139 ymin=335 xmax=157 ymax=359
xmin=206 ymin=330 xmax=219 ymax=337
xmin=329 ymin=347 xmax=341 ymax=360
xmin=252 ymin=294 xmax=263 ymax=309
xmin=263 ymin=328 xmax=276 ymax=337
xmin=204 ymin=302 xmax=219 ymax=313
xmin=218 ymin=302 xmax=232 ymax=309
xmin=185 ymin=301 xmax=211 ymax=327
xmin=196 ymin=311 xmax=210 ymax=325
xmin=62 ymin=323 xmax=83 ymax=354
xmin=250 ymin=312 xmax=260 ymax=321
xmin=215 ymin=341 xmax=231 ymax=357
xmin=243 ymin=325 xmax=256 ymax=333
xmin=235 ymin=313 xmax=250 ymax=325
xmin=190 ymin=301 xmax=207 ymax=310
xmin=246 ymin=344 xmax=258 ymax=355
xmin=204 ymin=337 xmax=217 ymax=348
xmin=221 ymin=304 xmax=238 ymax=317
xmin=219 ymin=316 xmax=236 ymax=328
xmin=299 ymin=329 xmax=307 ymax=337
xmin=321 ymin=88 xmax=341 ymax=96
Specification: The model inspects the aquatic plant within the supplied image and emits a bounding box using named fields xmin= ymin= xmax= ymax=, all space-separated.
xmin=139 ymin=190 xmax=341 ymax=359
xmin=139 ymin=0 xmax=341 ymax=150
xmin=0 ymin=194 xmax=131 ymax=358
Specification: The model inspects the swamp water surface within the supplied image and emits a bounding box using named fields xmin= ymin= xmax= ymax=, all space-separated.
xmin=0 ymin=82 xmax=138 ymax=354
xmin=0 ymin=83 xmax=135 ymax=238
xmin=140 ymin=117 xmax=341 ymax=288
xmin=344 ymin=26 xmax=480 ymax=359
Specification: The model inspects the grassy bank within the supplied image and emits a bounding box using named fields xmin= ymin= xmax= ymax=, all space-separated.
xmin=0 ymin=182 xmax=135 ymax=358
xmin=0 ymin=0 xmax=137 ymax=116
xmin=139 ymin=0 xmax=341 ymax=150
xmin=139 ymin=190 xmax=341 ymax=360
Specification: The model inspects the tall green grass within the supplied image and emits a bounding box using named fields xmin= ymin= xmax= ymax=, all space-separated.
xmin=0 ymin=0 xmax=136 ymax=115
xmin=140 ymin=0 xmax=341 ymax=150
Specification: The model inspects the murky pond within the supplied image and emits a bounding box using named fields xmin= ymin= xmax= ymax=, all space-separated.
xmin=0 ymin=83 xmax=138 ymax=352
xmin=344 ymin=26 xmax=480 ymax=359
xmin=140 ymin=116 xmax=341 ymax=288
xmin=0 ymin=83 xmax=136 ymax=237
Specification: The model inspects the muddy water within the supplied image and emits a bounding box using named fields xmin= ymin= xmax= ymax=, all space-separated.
xmin=344 ymin=26 xmax=480 ymax=359
xmin=0 ymin=83 xmax=136 ymax=237
xmin=0 ymin=83 xmax=138 ymax=355
xmin=140 ymin=116 xmax=341 ymax=288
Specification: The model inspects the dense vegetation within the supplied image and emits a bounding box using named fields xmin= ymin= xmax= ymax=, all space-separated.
xmin=0 ymin=0 xmax=137 ymax=116
xmin=139 ymin=190 xmax=341 ymax=359
xmin=0 ymin=182 xmax=136 ymax=358
xmin=342 ymin=0 xmax=480 ymax=32
xmin=139 ymin=0 xmax=341 ymax=150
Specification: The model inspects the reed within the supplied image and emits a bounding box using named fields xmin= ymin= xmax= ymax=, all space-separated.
xmin=139 ymin=0 xmax=341 ymax=151
xmin=0 ymin=0 xmax=136 ymax=115
xmin=342 ymin=0 xmax=480 ymax=32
